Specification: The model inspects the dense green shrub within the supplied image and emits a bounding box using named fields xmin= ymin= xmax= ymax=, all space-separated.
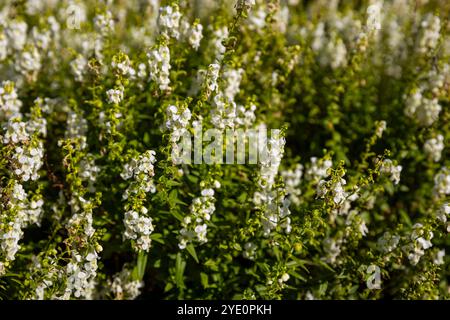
xmin=0 ymin=0 xmax=449 ymax=300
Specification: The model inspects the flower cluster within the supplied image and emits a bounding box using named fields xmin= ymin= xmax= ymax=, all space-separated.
xmin=147 ymin=45 xmax=171 ymax=91
xmin=402 ymin=223 xmax=434 ymax=266
xmin=158 ymin=5 xmax=182 ymax=39
xmin=424 ymin=135 xmax=445 ymax=162
xmin=0 ymin=0 xmax=448 ymax=301
xmin=179 ymin=182 xmax=220 ymax=249
xmin=380 ymin=159 xmax=402 ymax=185
xmin=108 ymin=264 xmax=144 ymax=300
xmin=121 ymin=150 xmax=157 ymax=252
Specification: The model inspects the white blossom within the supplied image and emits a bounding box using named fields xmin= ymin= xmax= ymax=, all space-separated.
xmin=0 ymin=81 xmax=23 ymax=121
xmin=70 ymin=55 xmax=88 ymax=82
xmin=433 ymin=167 xmax=450 ymax=197
xmin=109 ymin=264 xmax=144 ymax=300
xmin=380 ymin=159 xmax=402 ymax=185
xmin=158 ymin=5 xmax=182 ymax=39
xmin=148 ymin=45 xmax=171 ymax=91
xmin=418 ymin=14 xmax=441 ymax=54
xmin=424 ymin=134 xmax=444 ymax=162
xmin=106 ymin=87 xmax=124 ymax=105
xmin=188 ymin=23 xmax=203 ymax=50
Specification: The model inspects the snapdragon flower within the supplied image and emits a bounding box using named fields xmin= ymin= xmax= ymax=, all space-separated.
xmin=377 ymin=232 xmax=400 ymax=253
xmin=423 ymin=134 xmax=444 ymax=162
xmin=94 ymin=11 xmax=115 ymax=36
xmin=418 ymin=14 xmax=441 ymax=54
xmin=0 ymin=180 xmax=44 ymax=271
xmin=403 ymin=223 xmax=434 ymax=265
xmin=323 ymin=237 xmax=343 ymax=264
xmin=15 ymin=45 xmax=42 ymax=80
xmin=179 ymin=183 xmax=219 ymax=249
xmin=316 ymin=177 xmax=348 ymax=205
xmin=405 ymin=89 xmax=442 ymax=127
xmin=281 ymin=164 xmax=303 ymax=206
xmin=106 ymin=87 xmax=124 ymax=105
xmin=380 ymin=159 xmax=402 ymax=185
xmin=204 ymin=63 xmax=221 ymax=95
xmin=433 ymin=249 xmax=445 ymax=265
xmin=306 ymin=157 xmax=332 ymax=182
xmin=121 ymin=150 xmax=157 ymax=252
xmin=148 ymin=45 xmax=171 ymax=91
xmin=243 ymin=242 xmax=258 ymax=260
xmin=123 ymin=210 xmax=154 ymax=252
xmin=70 ymin=55 xmax=88 ymax=82
xmin=0 ymin=33 xmax=7 ymax=61
xmin=111 ymin=54 xmax=135 ymax=77
xmin=222 ymin=68 xmax=244 ymax=102
xmin=188 ymin=22 xmax=203 ymax=50
xmin=109 ymin=264 xmax=144 ymax=300
xmin=210 ymin=26 xmax=229 ymax=61
xmin=64 ymin=111 xmax=88 ymax=149
xmin=3 ymin=119 xmax=29 ymax=144
xmin=5 ymin=20 xmax=27 ymax=52
xmin=0 ymin=81 xmax=23 ymax=121
xmin=433 ymin=167 xmax=450 ymax=197
xmin=158 ymin=5 xmax=182 ymax=39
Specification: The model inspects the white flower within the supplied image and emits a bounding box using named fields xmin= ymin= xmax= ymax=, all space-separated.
xmin=65 ymin=111 xmax=88 ymax=149
xmin=15 ymin=46 xmax=42 ymax=77
xmin=405 ymin=90 xmax=442 ymax=126
xmin=5 ymin=20 xmax=28 ymax=51
xmin=436 ymin=203 xmax=449 ymax=224
xmin=201 ymin=188 xmax=215 ymax=197
xmin=211 ymin=26 xmax=228 ymax=60
xmin=418 ymin=14 xmax=441 ymax=54
xmin=188 ymin=23 xmax=203 ymax=50
xmin=380 ymin=159 xmax=402 ymax=185
xmin=94 ymin=11 xmax=115 ymax=35
xmin=375 ymin=120 xmax=386 ymax=138
xmin=70 ymin=55 xmax=88 ymax=82
xmin=377 ymin=232 xmax=400 ymax=253
xmin=123 ymin=211 xmax=154 ymax=252
xmin=248 ymin=8 xmax=266 ymax=31
xmin=433 ymin=249 xmax=445 ymax=265
xmin=433 ymin=167 xmax=450 ymax=197
xmin=403 ymin=223 xmax=434 ymax=265
xmin=223 ymin=68 xmax=244 ymax=102
xmin=0 ymin=81 xmax=23 ymax=121
xmin=306 ymin=157 xmax=332 ymax=181
xmin=179 ymin=181 xmax=218 ymax=248
xmin=3 ymin=119 xmax=29 ymax=144
xmin=112 ymin=55 xmax=135 ymax=77
xmin=106 ymin=87 xmax=124 ymax=105
xmin=243 ymin=242 xmax=257 ymax=260
xmin=109 ymin=265 xmax=144 ymax=300
xmin=158 ymin=5 xmax=182 ymax=39
xmin=148 ymin=45 xmax=171 ymax=91
xmin=424 ymin=134 xmax=444 ymax=162
xmin=366 ymin=2 xmax=382 ymax=32
xmin=204 ymin=63 xmax=221 ymax=94
xmin=279 ymin=273 xmax=290 ymax=284
xmin=0 ymin=33 xmax=8 ymax=61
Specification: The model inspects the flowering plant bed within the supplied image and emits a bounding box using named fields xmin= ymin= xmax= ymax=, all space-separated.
xmin=0 ymin=0 xmax=449 ymax=300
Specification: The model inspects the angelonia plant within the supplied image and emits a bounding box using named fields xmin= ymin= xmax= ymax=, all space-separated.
xmin=0 ymin=0 xmax=449 ymax=300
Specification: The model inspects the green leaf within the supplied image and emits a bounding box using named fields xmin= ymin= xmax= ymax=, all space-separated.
xmin=150 ymin=233 xmax=165 ymax=244
xmin=133 ymin=251 xmax=148 ymax=280
xmin=175 ymin=253 xmax=186 ymax=289
xmin=200 ymin=272 xmax=209 ymax=288
xmin=186 ymin=244 xmax=199 ymax=263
